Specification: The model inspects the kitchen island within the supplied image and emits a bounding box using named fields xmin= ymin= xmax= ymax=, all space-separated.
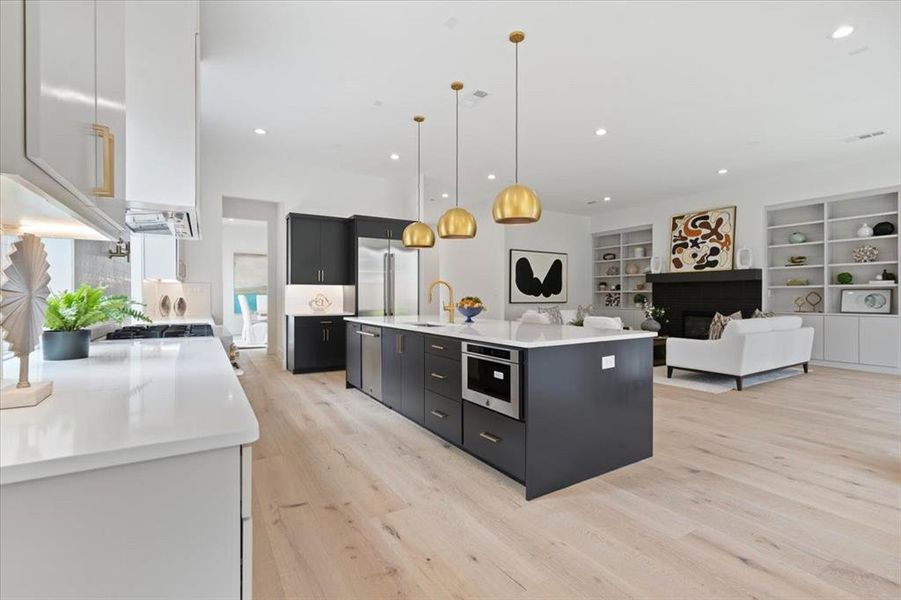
xmin=345 ymin=316 xmax=655 ymax=499
xmin=0 ymin=337 xmax=258 ymax=599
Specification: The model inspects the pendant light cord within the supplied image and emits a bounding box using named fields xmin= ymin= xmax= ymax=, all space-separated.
xmin=514 ymin=40 xmax=519 ymax=184
xmin=417 ymin=121 xmax=422 ymax=220
xmin=455 ymin=88 xmax=460 ymax=208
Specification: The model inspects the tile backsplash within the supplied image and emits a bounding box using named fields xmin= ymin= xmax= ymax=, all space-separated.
xmin=74 ymin=240 xmax=130 ymax=296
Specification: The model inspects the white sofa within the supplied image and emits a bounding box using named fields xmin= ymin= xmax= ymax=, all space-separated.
xmin=666 ymin=316 xmax=814 ymax=390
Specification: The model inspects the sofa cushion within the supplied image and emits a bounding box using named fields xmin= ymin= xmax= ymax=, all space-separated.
xmin=583 ymin=316 xmax=624 ymax=330
xmin=521 ymin=310 xmax=553 ymax=325
xmin=709 ymin=311 xmax=743 ymax=340
xmin=560 ymin=309 xmax=578 ymax=323
xmin=768 ymin=315 xmax=803 ymax=331
xmin=722 ymin=317 xmax=773 ymax=338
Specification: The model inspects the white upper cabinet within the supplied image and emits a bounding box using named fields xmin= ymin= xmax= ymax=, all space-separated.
xmin=125 ymin=0 xmax=198 ymax=209
xmin=24 ymin=0 xmax=126 ymax=230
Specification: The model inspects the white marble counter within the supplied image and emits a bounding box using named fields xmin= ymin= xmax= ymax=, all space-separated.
xmin=0 ymin=337 xmax=259 ymax=485
xmin=344 ymin=316 xmax=656 ymax=348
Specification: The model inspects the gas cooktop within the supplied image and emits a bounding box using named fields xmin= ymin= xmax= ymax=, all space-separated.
xmin=106 ymin=323 xmax=214 ymax=340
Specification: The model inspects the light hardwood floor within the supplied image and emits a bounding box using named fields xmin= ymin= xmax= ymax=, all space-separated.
xmin=240 ymin=350 xmax=901 ymax=599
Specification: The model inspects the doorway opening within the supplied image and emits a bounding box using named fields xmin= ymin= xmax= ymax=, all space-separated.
xmin=223 ymin=217 xmax=268 ymax=348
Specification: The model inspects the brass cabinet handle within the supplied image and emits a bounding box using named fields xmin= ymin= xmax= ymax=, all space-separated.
xmin=430 ymin=372 xmax=446 ymax=380
xmin=479 ymin=431 xmax=501 ymax=444
xmin=430 ymin=344 xmax=445 ymax=351
xmin=92 ymin=124 xmax=115 ymax=197
xmin=430 ymin=410 xmax=447 ymax=419
xmin=396 ymin=334 xmax=404 ymax=354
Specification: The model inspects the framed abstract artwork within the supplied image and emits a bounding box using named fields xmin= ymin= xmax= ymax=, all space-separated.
xmin=509 ymin=249 xmax=567 ymax=303
xmin=670 ymin=206 xmax=736 ymax=272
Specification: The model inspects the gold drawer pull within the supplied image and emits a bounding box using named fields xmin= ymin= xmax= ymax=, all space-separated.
xmin=430 ymin=344 xmax=445 ymax=350
xmin=430 ymin=373 xmax=446 ymax=380
xmin=479 ymin=432 xmax=501 ymax=444
xmin=430 ymin=410 xmax=447 ymax=419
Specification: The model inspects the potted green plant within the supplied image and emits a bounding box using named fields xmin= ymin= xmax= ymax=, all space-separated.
xmin=42 ymin=284 xmax=150 ymax=360
xmin=640 ymin=301 xmax=667 ymax=332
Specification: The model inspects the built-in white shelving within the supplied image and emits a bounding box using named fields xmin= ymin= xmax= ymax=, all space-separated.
xmin=591 ymin=225 xmax=653 ymax=314
xmin=765 ymin=187 xmax=899 ymax=316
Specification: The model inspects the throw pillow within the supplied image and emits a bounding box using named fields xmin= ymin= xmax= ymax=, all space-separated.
xmin=708 ymin=311 xmax=743 ymax=340
xmin=538 ymin=305 xmax=564 ymax=325
xmin=576 ymin=304 xmax=593 ymax=322
xmin=752 ymin=308 xmax=775 ymax=318
xmin=521 ymin=310 xmax=553 ymax=325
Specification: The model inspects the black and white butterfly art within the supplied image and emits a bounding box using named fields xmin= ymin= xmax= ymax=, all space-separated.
xmin=509 ymin=249 xmax=568 ymax=304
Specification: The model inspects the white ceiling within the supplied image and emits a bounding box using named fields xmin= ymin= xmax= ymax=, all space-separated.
xmin=200 ymin=1 xmax=901 ymax=215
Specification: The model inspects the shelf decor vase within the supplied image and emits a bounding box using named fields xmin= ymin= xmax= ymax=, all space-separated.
xmin=640 ymin=318 xmax=661 ymax=332
xmin=789 ymin=231 xmax=807 ymax=244
xmin=457 ymin=306 xmax=483 ymax=323
xmin=42 ymin=330 xmax=91 ymax=361
xmin=856 ymin=223 xmax=874 ymax=238
xmin=633 ymin=246 xmax=646 ymax=258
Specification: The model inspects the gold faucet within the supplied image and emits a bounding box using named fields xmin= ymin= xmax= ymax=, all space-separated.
xmin=427 ymin=280 xmax=455 ymax=323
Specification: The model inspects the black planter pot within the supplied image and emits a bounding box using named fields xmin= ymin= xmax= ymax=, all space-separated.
xmin=42 ymin=330 xmax=91 ymax=360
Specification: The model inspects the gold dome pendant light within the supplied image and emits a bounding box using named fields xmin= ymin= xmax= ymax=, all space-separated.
xmin=437 ymin=81 xmax=477 ymax=239
xmin=493 ymin=30 xmax=541 ymax=224
xmin=402 ymin=115 xmax=436 ymax=248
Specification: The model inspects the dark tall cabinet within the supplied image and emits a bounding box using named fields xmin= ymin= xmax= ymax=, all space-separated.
xmin=287 ymin=214 xmax=351 ymax=284
xmin=381 ymin=330 xmax=424 ymax=423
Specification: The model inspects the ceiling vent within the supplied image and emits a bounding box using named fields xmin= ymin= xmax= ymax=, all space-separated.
xmin=844 ymin=130 xmax=886 ymax=143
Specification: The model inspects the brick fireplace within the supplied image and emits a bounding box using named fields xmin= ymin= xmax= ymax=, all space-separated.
xmin=646 ymin=269 xmax=763 ymax=338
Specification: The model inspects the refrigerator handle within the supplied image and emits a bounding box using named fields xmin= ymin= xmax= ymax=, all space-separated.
xmin=382 ymin=252 xmax=389 ymax=316
xmin=388 ymin=252 xmax=396 ymax=316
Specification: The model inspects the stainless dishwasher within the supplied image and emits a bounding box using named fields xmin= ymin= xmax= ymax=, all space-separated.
xmin=359 ymin=325 xmax=382 ymax=400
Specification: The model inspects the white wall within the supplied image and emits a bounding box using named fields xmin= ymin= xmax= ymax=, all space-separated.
xmin=221 ymin=219 xmax=268 ymax=336
xmin=504 ymin=210 xmax=592 ymax=320
xmin=589 ymin=151 xmax=901 ymax=271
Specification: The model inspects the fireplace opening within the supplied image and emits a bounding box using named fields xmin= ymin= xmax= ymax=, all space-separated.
xmin=683 ymin=311 xmax=715 ymax=339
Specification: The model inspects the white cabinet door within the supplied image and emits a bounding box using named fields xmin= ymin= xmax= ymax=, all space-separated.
xmin=859 ymin=317 xmax=901 ymax=368
xmin=824 ymin=315 xmax=859 ymax=363
xmin=94 ymin=0 xmax=126 ymax=223
xmin=141 ymin=234 xmax=178 ymax=280
xmin=25 ymin=0 xmax=97 ymax=204
xmin=125 ymin=0 xmax=198 ymax=208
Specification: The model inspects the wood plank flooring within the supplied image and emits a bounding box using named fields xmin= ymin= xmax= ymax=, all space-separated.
xmin=239 ymin=350 xmax=901 ymax=599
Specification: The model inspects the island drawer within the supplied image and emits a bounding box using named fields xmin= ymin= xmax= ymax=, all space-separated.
xmin=424 ymin=391 xmax=462 ymax=446
xmin=424 ymin=353 xmax=461 ymax=400
xmin=463 ymin=403 xmax=525 ymax=481
xmin=424 ymin=335 xmax=461 ymax=361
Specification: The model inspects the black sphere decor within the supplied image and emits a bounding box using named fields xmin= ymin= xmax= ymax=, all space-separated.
xmin=873 ymin=221 xmax=895 ymax=236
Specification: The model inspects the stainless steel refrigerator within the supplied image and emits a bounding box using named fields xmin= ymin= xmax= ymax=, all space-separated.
xmin=357 ymin=238 xmax=419 ymax=316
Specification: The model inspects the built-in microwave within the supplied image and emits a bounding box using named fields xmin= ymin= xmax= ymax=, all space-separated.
xmin=461 ymin=342 xmax=521 ymax=420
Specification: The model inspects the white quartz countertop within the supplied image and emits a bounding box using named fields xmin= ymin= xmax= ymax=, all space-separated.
xmin=0 ymin=337 xmax=259 ymax=485
xmin=344 ymin=316 xmax=656 ymax=348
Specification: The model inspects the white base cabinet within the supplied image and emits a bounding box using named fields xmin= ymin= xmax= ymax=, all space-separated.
xmin=0 ymin=445 xmax=252 ymax=599
xmin=816 ymin=314 xmax=901 ymax=370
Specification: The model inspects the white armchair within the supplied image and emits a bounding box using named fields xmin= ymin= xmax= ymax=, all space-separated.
xmin=666 ymin=316 xmax=814 ymax=390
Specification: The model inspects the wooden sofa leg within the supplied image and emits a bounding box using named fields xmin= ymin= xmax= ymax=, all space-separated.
xmin=735 ymin=376 xmax=743 ymax=391
xmin=667 ymin=366 xmax=674 ymax=379
xmin=802 ymin=362 xmax=809 ymax=374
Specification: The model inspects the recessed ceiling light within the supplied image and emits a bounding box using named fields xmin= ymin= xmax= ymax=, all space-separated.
xmin=717 ymin=168 xmax=728 ymax=175
xmin=603 ymin=196 xmax=611 ymax=202
xmin=253 ymin=128 xmax=267 ymax=135
xmin=487 ymin=173 xmax=496 ymax=180
xmin=830 ymin=25 xmax=854 ymax=39
xmin=389 ymin=153 xmax=400 ymax=160
xmin=441 ymin=193 xmax=449 ymax=198
xmin=595 ymin=128 xmax=608 ymax=136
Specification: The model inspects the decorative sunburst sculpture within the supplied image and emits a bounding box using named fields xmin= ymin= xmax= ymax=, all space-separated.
xmin=1 ymin=233 xmax=51 ymax=389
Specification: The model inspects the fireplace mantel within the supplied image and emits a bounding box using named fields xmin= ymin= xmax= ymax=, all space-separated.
xmin=648 ymin=269 xmax=763 ymax=338
xmin=647 ymin=269 xmax=762 ymax=284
